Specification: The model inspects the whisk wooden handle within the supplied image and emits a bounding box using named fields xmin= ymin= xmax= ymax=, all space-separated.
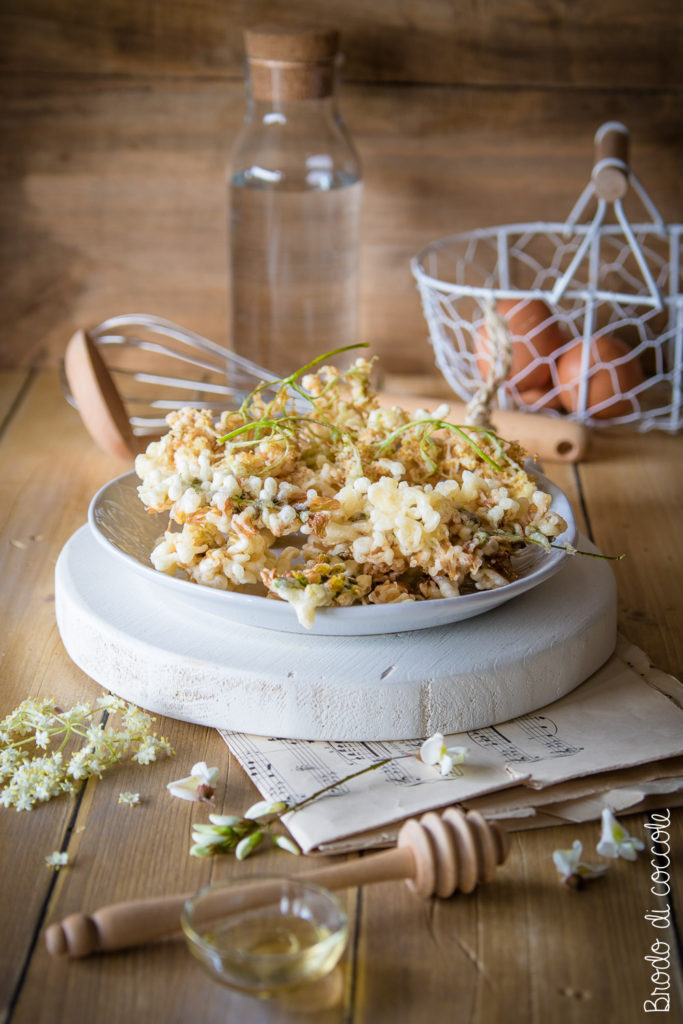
xmin=64 ymin=328 xmax=146 ymax=460
xmin=45 ymin=808 xmax=508 ymax=958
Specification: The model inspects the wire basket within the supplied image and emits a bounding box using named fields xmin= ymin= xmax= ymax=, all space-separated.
xmin=412 ymin=122 xmax=682 ymax=431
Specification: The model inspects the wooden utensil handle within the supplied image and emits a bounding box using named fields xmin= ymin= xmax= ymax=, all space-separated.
xmin=45 ymin=893 xmax=192 ymax=959
xmin=592 ymin=121 xmax=630 ymax=202
xmin=44 ymin=845 xmax=415 ymax=959
xmin=45 ymin=808 xmax=508 ymax=958
xmin=379 ymin=393 xmax=589 ymax=463
xmin=64 ymin=329 xmax=145 ymax=461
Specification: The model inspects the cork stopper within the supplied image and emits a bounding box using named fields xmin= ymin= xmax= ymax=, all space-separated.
xmin=244 ymin=24 xmax=341 ymax=101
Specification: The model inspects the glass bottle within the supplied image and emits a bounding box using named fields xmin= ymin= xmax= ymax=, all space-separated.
xmin=228 ymin=25 xmax=363 ymax=378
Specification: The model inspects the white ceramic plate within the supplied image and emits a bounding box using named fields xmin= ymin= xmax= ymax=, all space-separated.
xmin=88 ymin=471 xmax=576 ymax=636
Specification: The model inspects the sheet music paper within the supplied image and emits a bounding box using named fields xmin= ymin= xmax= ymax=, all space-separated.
xmin=220 ymin=636 xmax=683 ymax=853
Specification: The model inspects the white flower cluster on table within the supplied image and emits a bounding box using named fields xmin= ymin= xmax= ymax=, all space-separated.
xmin=0 ymin=695 xmax=173 ymax=811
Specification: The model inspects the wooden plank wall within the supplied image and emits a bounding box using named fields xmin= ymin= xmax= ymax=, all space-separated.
xmin=1 ymin=1 xmax=681 ymax=375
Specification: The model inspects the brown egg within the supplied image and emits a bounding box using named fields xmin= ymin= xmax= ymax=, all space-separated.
xmin=475 ymin=299 xmax=565 ymax=391
xmin=556 ymin=334 xmax=644 ymax=419
xmin=517 ymin=387 xmax=564 ymax=411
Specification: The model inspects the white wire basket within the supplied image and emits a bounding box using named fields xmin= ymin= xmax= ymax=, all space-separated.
xmin=412 ymin=122 xmax=682 ymax=431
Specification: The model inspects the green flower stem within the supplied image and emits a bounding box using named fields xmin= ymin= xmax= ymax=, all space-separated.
xmin=488 ymin=529 xmax=624 ymax=561
xmin=376 ymin=419 xmax=504 ymax=472
xmin=286 ymin=755 xmax=415 ymax=816
xmin=290 ymin=343 xmax=369 ymax=378
xmin=238 ymin=343 xmax=369 ymax=424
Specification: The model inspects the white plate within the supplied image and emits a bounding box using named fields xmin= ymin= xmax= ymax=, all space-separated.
xmin=88 ymin=471 xmax=576 ymax=636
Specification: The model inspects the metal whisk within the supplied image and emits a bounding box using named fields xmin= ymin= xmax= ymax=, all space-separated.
xmin=65 ymin=313 xmax=282 ymax=437
xmin=63 ymin=312 xmax=587 ymax=462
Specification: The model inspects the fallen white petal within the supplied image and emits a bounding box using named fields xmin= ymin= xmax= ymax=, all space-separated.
xmin=420 ymin=733 xmax=445 ymax=765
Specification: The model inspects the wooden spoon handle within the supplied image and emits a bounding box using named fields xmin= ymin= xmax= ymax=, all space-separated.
xmin=45 ymin=846 xmax=415 ymax=959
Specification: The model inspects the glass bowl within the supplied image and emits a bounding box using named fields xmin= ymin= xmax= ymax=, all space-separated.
xmin=181 ymin=876 xmax=348 ymax=997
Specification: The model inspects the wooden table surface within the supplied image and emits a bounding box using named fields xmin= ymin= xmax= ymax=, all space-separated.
xmin=1 ymin=369 xmax=681 ymax=1024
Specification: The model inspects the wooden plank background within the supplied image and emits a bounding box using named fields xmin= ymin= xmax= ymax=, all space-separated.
xmin=1 ymin=1 xmax=681 ymax=375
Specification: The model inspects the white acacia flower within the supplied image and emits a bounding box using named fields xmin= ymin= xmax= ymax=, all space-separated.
xmin=596 ymin=808 xmax=645 ymax=861
xmin=166 ymin=761 xmax=219 ymax=802
xmin=235 ymin=831 xmax=264 ymax=861
xmin=189 ymin=840 xmax=214 ymax=859
xmin=45 ymin=851 xmax=69 ymax=870
xmin=274 ymin=835 xmax=300 ymax=856
xmin=553 ymin=840 xmax=607 ymax=886
xmin=208 ymin=812 xmax=247 ymax=827
xmin=244 ymin=799 xmax=289 ymax=822
xmin=190 ymin=827 xmax=225 ymax=854
xmin=420 ymin=733 xmax=469 ymax=776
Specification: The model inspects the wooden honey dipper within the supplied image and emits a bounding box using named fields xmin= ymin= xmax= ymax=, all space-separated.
xmin=45 ymin=808 xmax=508 ymax=959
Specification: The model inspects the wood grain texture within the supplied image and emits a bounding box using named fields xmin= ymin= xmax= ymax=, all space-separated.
xmin=0 ymin=372 xmax=126 ymax=1018
xmin=0 ymin=370 xmax=682 ymax=1024
xmin=354 ymin=816 xmax=669 ymax=1023
xmin=2 ymin=0 xmax=681 ymax=89
xmin=1 ymin=76 xmax=680 ymax=374
xmin=0 ymin=370 xmax=29 ymax=426
xmin=0 ymin=370 xmax=353 ymax=1023
xmin=576 ymin=431 xmax=683 ymax=680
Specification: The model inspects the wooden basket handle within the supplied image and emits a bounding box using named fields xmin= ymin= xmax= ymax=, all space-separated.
xmin=592 ymin=122 xmax=630 ymax=202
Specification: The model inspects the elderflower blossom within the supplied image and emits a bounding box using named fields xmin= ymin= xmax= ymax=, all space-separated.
xmin=420 ymin=733 xmax=469 ymax=776
xmin=553 ymin=840 xmax=607 ymax=887
xmin=134 ymin=737 xmax=167 ymax=766
xmin=35 ymin=729 xmax=50 ymax=750
xmin=95 ymin=694 xmax=128 ymax=714
xmin=0 ymin=695 xmax=174 ymax=811
xmin=45 ymin=851 xmax=69 ymax=870
xmin=596 ymin=808 xmax=645 ymax=861
xmin=118 ymin=791 xmax=141 ymax=806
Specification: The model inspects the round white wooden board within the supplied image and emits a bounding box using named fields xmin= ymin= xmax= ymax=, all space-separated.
xmin=55 ymin=525 xmax=617 ymax=740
